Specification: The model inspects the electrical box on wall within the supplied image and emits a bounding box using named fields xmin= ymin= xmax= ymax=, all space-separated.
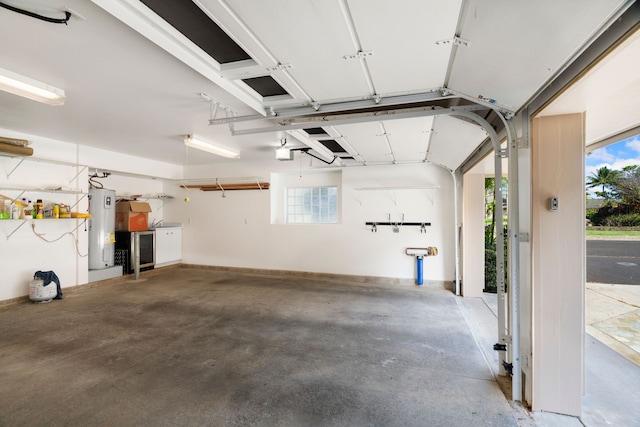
xmin=549 ymin=197 xmax=559 ymax=211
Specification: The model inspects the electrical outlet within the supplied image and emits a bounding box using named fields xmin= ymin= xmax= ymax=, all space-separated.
xmin=549 ymin=197 xmax=559 ymax=211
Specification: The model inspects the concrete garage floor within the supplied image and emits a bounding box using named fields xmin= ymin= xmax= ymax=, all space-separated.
xmin=0 ymin=267 xmax=518 ymax=426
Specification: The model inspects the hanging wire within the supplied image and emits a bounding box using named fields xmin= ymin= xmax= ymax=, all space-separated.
xmin=299 ymin=149 xmax=303 ymax=178
xmin=31 ymin=221 xmax=88 ymax=257
xmin=0 ymin=2 xmax=71 ymax=24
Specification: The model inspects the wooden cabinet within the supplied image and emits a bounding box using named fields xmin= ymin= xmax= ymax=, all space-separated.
xmin=155 ymin=227 xmax=182 ymax=266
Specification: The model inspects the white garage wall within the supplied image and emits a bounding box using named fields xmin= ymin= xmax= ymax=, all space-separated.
xmin=0 ymin=129 xmax=171 ymax=302
xmin=0 ymin=157 xmax=89 ymax=302
xmin=166 ymin=160 xmax=455 ymax=282
xmin=1 ymin=128 xmax=455 ymax=302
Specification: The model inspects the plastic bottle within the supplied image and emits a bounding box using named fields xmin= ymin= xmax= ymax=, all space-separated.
xmin=11 ymin=202 xmax=20 ymax=219
xmin=59 ymin=203 xmax=69 ymax=218
xmin=53 ymin=204 xmax=59 ymax=219
xmin=21 ymin=198 xmax=28 ymax=217
xmin=36 ymin=199 xmax=43 ymax=219
xmin=23 ymin=199 xmax=32 ymax=218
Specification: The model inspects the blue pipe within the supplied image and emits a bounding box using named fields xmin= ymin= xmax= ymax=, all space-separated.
xmin=416 ymin=256 xmax=424 ymax=285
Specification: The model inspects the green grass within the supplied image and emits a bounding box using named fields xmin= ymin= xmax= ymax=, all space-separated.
xmin=586 ymin=229 xmax=640 ymax=237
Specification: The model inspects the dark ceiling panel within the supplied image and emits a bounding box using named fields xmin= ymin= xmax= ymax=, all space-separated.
xmin=140 ymin=0 xmax=252 ymax=64
xmin=319 ymin=139 xmax=346 ymax=153
xmin=303 ymin=127 xmax=329 ymax=135
xmin=242 ymin=76 xmax=289 ymax=97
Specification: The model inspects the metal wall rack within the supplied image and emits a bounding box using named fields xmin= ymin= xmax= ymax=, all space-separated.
xmin=365 ymin=221 xmax=432 ymax=233
xmin=1 ymin=154 xmax=89 ymax=239
xmin=365 ymin=214 xmax=431 ymax=233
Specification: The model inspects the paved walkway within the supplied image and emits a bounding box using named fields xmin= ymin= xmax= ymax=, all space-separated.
xmin=478 ymin=288 xmax=640 ymax=426
xmin=586 ymin=283 xmax=640 ymax=366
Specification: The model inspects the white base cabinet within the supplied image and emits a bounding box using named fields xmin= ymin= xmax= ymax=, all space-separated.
xmin=155 ymin=227 xmax=182 ymax=266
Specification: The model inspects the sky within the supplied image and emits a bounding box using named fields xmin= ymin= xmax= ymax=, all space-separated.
xmin=586 ymin=133 xmax=640 ymax=182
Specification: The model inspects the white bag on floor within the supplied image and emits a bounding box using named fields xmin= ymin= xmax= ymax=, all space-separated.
xmin=29 ymin=279 xmax=57 ymax=302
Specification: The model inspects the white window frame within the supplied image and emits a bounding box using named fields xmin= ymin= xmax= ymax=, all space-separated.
xmin=285 ymin=185 xmax=338 ymax=224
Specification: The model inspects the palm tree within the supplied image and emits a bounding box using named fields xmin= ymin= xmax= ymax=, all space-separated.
xmin=586 ymin=166 xmax=619 ymax=199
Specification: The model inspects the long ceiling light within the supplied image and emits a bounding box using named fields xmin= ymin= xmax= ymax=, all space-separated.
xmin=0 ymin=67 xmax=66 ymax=106
xmin=184 ymin=135 xmax=240 ymax=159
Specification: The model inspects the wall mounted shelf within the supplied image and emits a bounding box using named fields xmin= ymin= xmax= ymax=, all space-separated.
xmin=116 ymin=194 xmax=175 ymax=210
xmin=182 ymin=182 xmax=269 ymax=191
xmin=1 ymin=217 xmax=86 ymax=240
xmin=1 ymin=152 xmax=88 ymax=180
xmin=181 ymin=180 xmax=270 ymax=197
xmin=0 ymin=186 xmax=88 ymax=211
xmin=1 ymin=185 xmax=84 ymax=194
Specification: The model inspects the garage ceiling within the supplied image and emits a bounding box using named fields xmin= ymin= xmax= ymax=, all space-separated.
xmin=538 ymin=26 xmax=640 ymax=147
xmin=0 ymin=0 xmax=635 ymax=170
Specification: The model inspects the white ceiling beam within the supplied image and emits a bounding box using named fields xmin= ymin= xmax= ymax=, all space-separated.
xmin=378 ymin=122 xmax=396 ymax=164
xmin=91 ymin=0 xmax=266 ymax=115
xmin=286 ymin=129 xmax=336 ymax=162
xmin=424 ymin=116 xmax=439 ymax=162
xmin=442 ymin=0 xmax=470 ymax=88
xmin=209 ymin=0 xmax=315 ymax=104
xmin=338 ymin=0 xmax=377 ymax=97
xmin=324 ymin=126 xmax=365 ymax=164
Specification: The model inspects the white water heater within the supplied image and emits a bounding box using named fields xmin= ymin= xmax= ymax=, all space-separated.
xmin=88 ymin=188 xmax=116 ymax=269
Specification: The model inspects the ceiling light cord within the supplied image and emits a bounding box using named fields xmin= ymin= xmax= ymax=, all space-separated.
xmin=0 ymin=2 xmax=71 ymax=25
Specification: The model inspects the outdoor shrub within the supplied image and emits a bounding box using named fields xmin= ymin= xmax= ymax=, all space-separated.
xmin=603 ymin=213 xmax=640 ymax=227
xmin=589 ymin=204 xmax=634 ymax=225
xmin=585 ymin=208 xmax=598 ymax=222
xmin=484 ymin=249 xmax=497 ymax=293
xmin=484 ymin=226 xmax=508 ymax=293
xmin=485 ymin=225 xmax=496 ymax=250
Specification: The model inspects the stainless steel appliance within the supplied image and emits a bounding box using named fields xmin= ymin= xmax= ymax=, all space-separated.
xmin=115 ymin=230 xmax=155 ymax=274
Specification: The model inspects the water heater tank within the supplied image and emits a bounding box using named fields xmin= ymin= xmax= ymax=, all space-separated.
xmin=88 ymin=188 xmax=116 ymax=270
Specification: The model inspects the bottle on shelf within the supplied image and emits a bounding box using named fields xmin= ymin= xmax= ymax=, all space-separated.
xmin=59 ymin=203 xmax=69 ymax=218
xmin=23 ymin=199 xmax=33 ymax=218
xmin=35 ymin=199 xmax=43 ymax=219
xmin=53 ymin=204 xmax=59 ymax=219
xmin=11 ymin=201 xmax=21 ymax=219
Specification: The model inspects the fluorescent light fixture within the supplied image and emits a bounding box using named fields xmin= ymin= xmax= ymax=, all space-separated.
xmin=0 ymin=67 xmax=66 ymax=106
xmin=184 ymin=135 xmax=240 ymax=159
